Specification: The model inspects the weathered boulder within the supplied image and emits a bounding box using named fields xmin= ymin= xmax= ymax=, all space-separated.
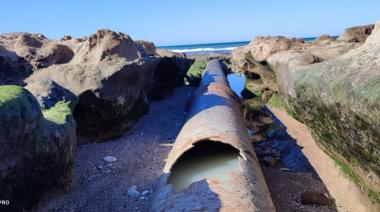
xmin=233 ymin=29 xmax=362 ymax=103
xmin=61 ymin=35 xmax=72 ymax=41
xmin=0 ymin=32 xmax=74 ymax=85
xmin=267 ymin=51 xmax=321 ymax=94
xmin=26 ymin=29 xmax=160 ymax=144
xmin=278 ymin=20 xmax=380 ymax=204
xmin=25 ymin=79 xmax=77 ymax=110
xmin=244 ymin=36 xmax=304 ymax=62
xmin=0 ymin=45 xmax=32 ymax=85
xmin=311 ymin=35 xmax=336 ymax=46
xmin=337 ymin=24 xmax=375 ymax=42
xmin=0 ymin=85 xmax=75 ymax=210
xmin=233 ymin=21 xmax=380 ymax=205
xmin=1 ymin=29 xmax=192 ymax=144
xmin=149 ymin=49 xmax=192 ymax=100
xmin=136 ymin=40 xmax=157 ymax=56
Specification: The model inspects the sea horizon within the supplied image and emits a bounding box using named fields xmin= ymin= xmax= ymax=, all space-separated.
xmin=159 ymin=36 xmax=337 ymax=54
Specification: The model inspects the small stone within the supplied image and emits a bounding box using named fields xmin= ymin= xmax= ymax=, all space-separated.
xmin=103 ymin=156 xmax=117 ymax=162
xmin=141 ymin=190 xmax=150 ymax=196
xmin=128 ymin=185 xmax=140 ymax=198
xmin=300 ymin=191 xmax=335 ymax=206
xmin=279 ymin=167 xmax=291 ymax=172
xmin=263 ymin=156 xmax=279 ymax=167
xmin=97 ymin=165 xmax=103 ymax=170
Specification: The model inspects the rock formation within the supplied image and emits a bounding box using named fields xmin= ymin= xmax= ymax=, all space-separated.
xmin=0 ymin=29 xmax=192 ymax=209
xmin=0 ymin=29 xmax=192 ymax=143
xmin=232 ymin=26 xmax=363 ymax=99
xmin=243 ymin=36 xmax=305 ymax=62
xmin=280 ymin=22 xmax=380 ymax=201
xmin=232 ymin=21 xmax=380 ymax=205
xmin=337 ymin=24 xmax=375 ymax=42
xmin=0 ymin=33 xmax=74 ymax=85
xmin=149 ymin=49 xmax=193 ymax=100
xmin=0 ymin=85 xmax=76 ymax=210
xmin=26 ymin=79 xmax=77 ymax=110
xmin=25 ymin=29 xmax=160 ymax=143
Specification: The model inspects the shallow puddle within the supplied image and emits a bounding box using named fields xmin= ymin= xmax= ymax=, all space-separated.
xmin=227 ymin=73 xmax=245 ymax=96
xmin=168 ymin=142 xmax=240 ymax=192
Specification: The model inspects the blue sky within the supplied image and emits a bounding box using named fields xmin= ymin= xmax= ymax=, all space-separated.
xmin=1 ymin=0 xmax=379 ymax=45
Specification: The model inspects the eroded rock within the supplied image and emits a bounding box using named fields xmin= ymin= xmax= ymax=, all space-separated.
xmin=136 ymin=40 xmax=157 ymax=56
xmin=25 ymin=79 xmax=77 ymax=110
xmin=244 ymin=36 xmax=305 ymax=62
xmin=0 ymin=33 xmax=75 ymax=85
xmin=0 ymin=85 xmax=76 ymax=210
xmin=26 ymin=29 xmax=160 ymax=143
xmin=1 ymin=29 xmax=192 ymax=144
xmin=149 ymin=51 xmax=192 ymax=100
xmin=337 ymin=24 xmax=375 ymax=42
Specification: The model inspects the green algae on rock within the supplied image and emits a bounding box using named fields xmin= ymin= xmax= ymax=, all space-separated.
xmin=186 ymin=60 xmax=206 ymax=85
xmin=232 ymin=20 xmax=380 ymax=206
xmin=279 ymin=21 xmax=380 ymax=204
xmin=0 ymin=85 xmax=76 ymax=210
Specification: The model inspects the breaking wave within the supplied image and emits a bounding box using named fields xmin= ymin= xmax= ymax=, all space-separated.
xmin=169 ymin=46 xmax=238 ymax=53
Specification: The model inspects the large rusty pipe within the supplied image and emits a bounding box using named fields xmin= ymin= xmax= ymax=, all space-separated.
xmin=151 ymin=59 xmax=275 ymax=211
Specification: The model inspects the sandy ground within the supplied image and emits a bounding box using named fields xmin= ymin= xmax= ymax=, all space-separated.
xmin=252 ymin=108 xmax=337 ymax=212
xmin=262 ymin=167 xmax=336 ymax=212
xmin=37 ymin=87 xmax=195 ymax=212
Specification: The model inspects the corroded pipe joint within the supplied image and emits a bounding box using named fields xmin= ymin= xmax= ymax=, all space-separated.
xmin=151 ymin=59 xmax=275 ymax=212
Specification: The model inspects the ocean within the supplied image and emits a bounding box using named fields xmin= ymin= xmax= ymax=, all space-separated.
xmin=159 ymin=37 xmax=320 ymax=55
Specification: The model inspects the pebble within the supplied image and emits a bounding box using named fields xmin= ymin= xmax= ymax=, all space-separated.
xmin=263 ymin=156 xmax=279 ymax=167
xmin=141 ymin=190 xmax=150 ymax=196
xmin=279 ymin=167 xmax=291 ymax=172
xmin=128 ymin=185 xmax=140 ymax=197
xmin=300 ymin=191 xmax=335 ymax=206
xmin=103 ymin=156 xmax=117 ymax=162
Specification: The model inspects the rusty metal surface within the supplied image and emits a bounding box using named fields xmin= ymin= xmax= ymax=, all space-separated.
xmin=151 ymin=59 xmax=275 ymax=212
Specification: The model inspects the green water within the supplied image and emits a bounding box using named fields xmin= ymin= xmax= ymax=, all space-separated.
xmin=168 ymin=150 xmax=240 ymax=192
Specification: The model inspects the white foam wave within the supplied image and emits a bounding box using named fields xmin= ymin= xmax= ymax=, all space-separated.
xmin=169 ymin=46 xmax=239 ymax=53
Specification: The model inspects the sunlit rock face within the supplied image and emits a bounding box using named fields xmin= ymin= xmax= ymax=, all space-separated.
xmin=232 ymin=21 xmax=380 ymax=204
xmin=337 ymin=24 xmax=375 ymax=42
xmin=281 ymin=21 xmax=380 ymax=197
xmin=24 ymin=29 xmax=160 ymax=143
xmin=0 ymin=29 xmax=192 ymax=144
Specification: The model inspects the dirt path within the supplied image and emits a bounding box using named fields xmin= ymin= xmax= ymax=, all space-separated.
xmin=269 ymin=107 xmax=377 ymax=212
xmin=37 ymin=87 xmax=194 ymax=212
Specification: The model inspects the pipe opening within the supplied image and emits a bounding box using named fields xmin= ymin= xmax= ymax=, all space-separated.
xmin=168 ymin=141 xmax=241 ymax=192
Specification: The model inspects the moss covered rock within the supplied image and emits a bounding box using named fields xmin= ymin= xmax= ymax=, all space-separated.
xmin=0 ymin=85 xmax=75 ymax=210
xmin=234 ymin=21 xmax=380 ymax=205
xmin=280 ymin=20 xmax=380 ymax=204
